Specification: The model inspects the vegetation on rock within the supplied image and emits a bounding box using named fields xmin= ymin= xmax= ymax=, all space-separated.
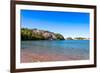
xmin=21 ymin=28 xmax=65 ymax=40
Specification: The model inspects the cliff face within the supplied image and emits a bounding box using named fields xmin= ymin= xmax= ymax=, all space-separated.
xmin=21 ymin=28 xmax=65 ymax=40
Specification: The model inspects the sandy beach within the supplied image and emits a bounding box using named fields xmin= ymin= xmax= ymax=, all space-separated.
xmin=21 ymin=49 xmax=83 ymax=63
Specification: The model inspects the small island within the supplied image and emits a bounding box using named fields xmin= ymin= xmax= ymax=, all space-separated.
xmin=66 ymin=37 xmax=89 ymax=40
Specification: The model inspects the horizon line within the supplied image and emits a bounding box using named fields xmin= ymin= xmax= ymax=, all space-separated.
xmin=21 ymin=27 xmax=89 ymax=39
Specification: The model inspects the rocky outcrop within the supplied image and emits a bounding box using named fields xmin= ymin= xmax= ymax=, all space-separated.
xmin=21 ymin=28 xmax=65 ymax=40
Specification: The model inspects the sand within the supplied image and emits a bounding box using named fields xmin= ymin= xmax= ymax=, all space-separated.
xmin=21 ymin=49 xmax=83 ymax=63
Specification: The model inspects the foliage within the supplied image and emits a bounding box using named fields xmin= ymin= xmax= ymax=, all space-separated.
xmin=55 ymin=33 xmax=65 ymax=40
xmin=21 ymin=28 xmax=65 ymax=40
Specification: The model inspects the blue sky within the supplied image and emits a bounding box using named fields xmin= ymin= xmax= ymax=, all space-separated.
xmin=21 ymin=9 xmax=90 ymax=38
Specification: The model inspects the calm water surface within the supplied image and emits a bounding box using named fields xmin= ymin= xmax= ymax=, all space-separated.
xmin=21 ymin=40 xmax=89 ymax=59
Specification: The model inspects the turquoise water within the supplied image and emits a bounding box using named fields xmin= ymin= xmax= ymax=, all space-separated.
xmin=21 ymin=40 xmax=89 ymax=60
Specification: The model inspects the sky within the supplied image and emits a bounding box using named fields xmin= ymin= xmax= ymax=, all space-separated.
xmin=21 ymin=9 xmax=90 ymax=38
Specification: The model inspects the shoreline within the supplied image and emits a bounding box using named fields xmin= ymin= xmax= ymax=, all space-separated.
xmin=21 ymin=49 xmax=87 ymax=63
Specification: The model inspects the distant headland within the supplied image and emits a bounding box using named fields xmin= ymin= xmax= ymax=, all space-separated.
xmin=66 ymin=37 xmax=89 ymax=40
xmin=21 ymin=28 xmax=89 ymax=40
xmin=21 ymin=28 xmax=65 ymax=40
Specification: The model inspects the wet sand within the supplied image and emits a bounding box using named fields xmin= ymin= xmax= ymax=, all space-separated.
xmin=21 ymin=49 xmax=84 ymax=63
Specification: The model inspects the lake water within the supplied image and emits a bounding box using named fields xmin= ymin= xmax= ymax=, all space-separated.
xmin=21 ymin=40 xmax=89 ymax=60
